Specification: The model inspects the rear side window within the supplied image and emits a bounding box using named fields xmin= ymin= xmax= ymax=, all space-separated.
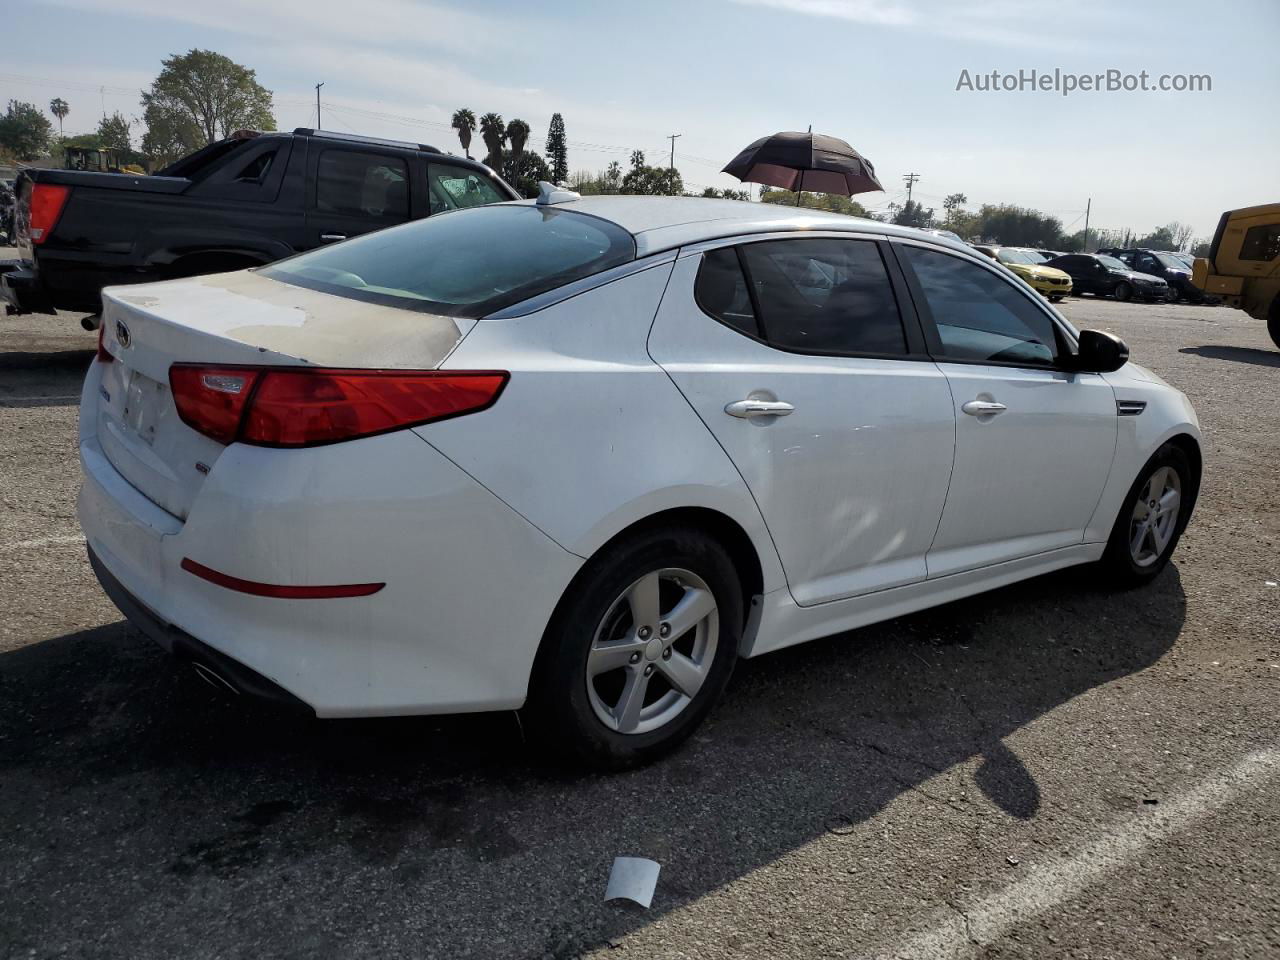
xmin=739 ymin=238 xmax=908 ymax=356
xmin=261 ymin=204 xmax=635 ymax=318
xmin=695 ymin=248 xmax=758 ymax=337
xmin=900 ymin=246 xmax=1060 ymax=367
xmin=428 ymin=163 xmax=507 ymax=214
xmin=316 ymin=150 xmax=409 ymax=219
xmin=1240 ymin=224 xmax=1280 ymax=262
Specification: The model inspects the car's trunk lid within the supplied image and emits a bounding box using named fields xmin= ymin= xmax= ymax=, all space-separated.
xmin=94 ymin=270 xmax=473 ymax=520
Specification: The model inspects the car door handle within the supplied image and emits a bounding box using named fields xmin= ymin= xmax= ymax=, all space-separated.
xmin=725 ymin=399 xmax=795 ymax=419
xmin=961 ymin=400 xmax=1008 ymax=417
xmin=320 ymin=233 xmax=347 ymax=242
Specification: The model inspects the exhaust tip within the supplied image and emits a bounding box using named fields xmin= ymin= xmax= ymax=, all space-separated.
xmin=191 ymin=661 xmax=240 ymax=697
xmin=80 ymin=313 xmax=101 ymax=331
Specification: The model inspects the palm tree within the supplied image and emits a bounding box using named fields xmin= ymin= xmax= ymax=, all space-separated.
xmin=505 ymin=119 xmax=530 ymax=157
xmin=629 ymin=149 xmax=645 ymax=172
xmin=451 ymin=108 xmax=476 ymax=159
xmin=49 ymin=98 xmax=69 ymax=136
xmin=478 ymin=112 xmax=505 ymax=169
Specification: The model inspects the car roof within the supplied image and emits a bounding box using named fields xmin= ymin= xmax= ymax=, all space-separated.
xmin=506 ymin=195 xmax=966 ymax=257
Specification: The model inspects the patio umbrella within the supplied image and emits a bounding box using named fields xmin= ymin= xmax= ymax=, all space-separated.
xmin=722 ymin=131 xmax=883 ymax=204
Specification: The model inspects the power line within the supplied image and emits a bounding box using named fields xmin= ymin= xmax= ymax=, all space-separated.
xmin=902 ymin=172 xmax=921 ymax=205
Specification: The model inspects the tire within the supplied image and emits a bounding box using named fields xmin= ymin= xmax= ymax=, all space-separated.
xmin=524 ymin=526 xmax=743 ymax=770
xmin=1098 ymin=443 xmax=1192 ymax=588
xmin=1268 ymin=298 xmax=1280 ymax=351
xmin=1113 ymin=281 xmax=1133 ymax=302
xmin=1049 ymin=294 xmax=1065 ymax=303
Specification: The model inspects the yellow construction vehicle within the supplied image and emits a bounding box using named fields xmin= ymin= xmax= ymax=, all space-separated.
xmin=1193 ymin=203 xmax=1280 ymax=349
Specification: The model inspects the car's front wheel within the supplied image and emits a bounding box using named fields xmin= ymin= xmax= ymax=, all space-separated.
xmin=1113 ymin=281 xmax=1133 ymax=302
xmin=1099 ymin=443 xmax=1192 ymax=587
xmin=526 ymin=526 xmax=743 ymax=769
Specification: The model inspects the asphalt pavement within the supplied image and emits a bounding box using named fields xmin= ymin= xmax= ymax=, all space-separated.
xmin=1 ymin=277 xmax=1277 ymax=959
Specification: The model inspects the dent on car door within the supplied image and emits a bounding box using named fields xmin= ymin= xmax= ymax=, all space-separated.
xmin=648 ymin=236 xmax=956 ymax=606
xmin=894 ymin=242 xmax=1118 ymax=577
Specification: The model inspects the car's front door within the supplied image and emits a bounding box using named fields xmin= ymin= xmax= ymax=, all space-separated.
xmin=648 ymin=235 xmax=956 ymax=606
xmin=305 ymin=147 xmax=413 ymax=248
xmin=894 ymin=242 xmax=1118 ymax=577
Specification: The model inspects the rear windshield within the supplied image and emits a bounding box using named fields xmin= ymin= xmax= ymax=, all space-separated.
xmin=260 ymin=204 xmax=636 ymax=317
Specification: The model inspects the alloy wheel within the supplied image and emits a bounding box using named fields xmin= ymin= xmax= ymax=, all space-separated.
xmin=1129 ymin=466 xmax=1182 ymax=567
xmin=585 ymin=567 xmax=719 ymax=735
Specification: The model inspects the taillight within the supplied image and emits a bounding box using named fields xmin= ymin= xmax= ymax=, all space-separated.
xmin=28 ymin=184 xmax=70 ymax=245
xmin=169 ymin=365 xmax=507 ymax=448
xmin=96 ymin=323 xmax=114 ymax=363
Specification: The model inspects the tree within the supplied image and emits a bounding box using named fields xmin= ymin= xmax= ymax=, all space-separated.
xmin=505 ymin=118 xmax=530 ymax=157
xmin=1133 ymin=225 xmax=1176 ymax=250
xmin=141 ymin=103 xmax=199 ymax=168
xmin=0 ymin=100 xmax=53 ymax=161
xmin=892 ymin=199 xmax=935 ymax=228
xmin=698 ymin=187 xmax=750 ymax=201
xmin=621 ymin=158 xmax=682 ymax=196
xmin=605 ymin=161 xmax=621 ymax=192
xmin=451 ymin=108 xmax=476 ymax=159
xmin=478 ymin=112 xmax=505 ymax=169
xmin=49 ymin=98 xmax=69 ymax=136
xmin=761 ymin=190 xmax=870 ymax=216
xmin=942 ymin=192 xmax=968 ymax=223
xmin=140 ymin=49 xmax=275 ymax=159
xmin=503 ymin=151 xmax=552 ymax=198
xmin=546 ymin=113 xmax=568 ymax=183
xmin=97 ymin=112 xmax=132 ymax=152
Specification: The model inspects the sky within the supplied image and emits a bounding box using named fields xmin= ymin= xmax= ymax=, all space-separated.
xmin=3 ymin=0 xmax=1277 ymax=240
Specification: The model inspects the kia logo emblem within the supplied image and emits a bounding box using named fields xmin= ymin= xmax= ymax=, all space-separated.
xmin=115 ymin=320 xmax=131 ymax=348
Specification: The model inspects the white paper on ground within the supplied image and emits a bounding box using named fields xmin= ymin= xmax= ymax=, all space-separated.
xmin=604 ymin=856 xmax=661 ymax=908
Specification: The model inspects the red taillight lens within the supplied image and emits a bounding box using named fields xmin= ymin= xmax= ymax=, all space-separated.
xmin=169 ymin=365 xmax=507 ymax=448
xmin=96 ymin=323 xmax=113 ymax=363
xmin=170 ymin=366 xmax=262 ymax=445
xmin=28 ymin=184 xmax=70 ymax=245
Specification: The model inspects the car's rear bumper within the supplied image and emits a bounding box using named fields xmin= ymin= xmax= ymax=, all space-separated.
xmin=77 ymin=360 xmax=583 ymax=717
xmin=88 ymin=544 xmax=314 ymax=713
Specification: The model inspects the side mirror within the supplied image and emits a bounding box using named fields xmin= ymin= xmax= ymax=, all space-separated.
xmin=1070 ymin=329 xmax=1129 ymax=373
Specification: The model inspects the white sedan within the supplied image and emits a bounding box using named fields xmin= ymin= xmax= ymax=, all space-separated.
xmin=79 ymin=189 xmax=1201 ymax=768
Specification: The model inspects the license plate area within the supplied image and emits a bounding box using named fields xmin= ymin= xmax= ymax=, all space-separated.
xmin=119 ymin=367 xmax=166 ymax=446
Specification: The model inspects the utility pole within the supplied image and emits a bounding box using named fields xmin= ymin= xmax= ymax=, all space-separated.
xmin=666 ymin=133 xmax=682 ymax=196
xmin=1082 ymin=197 xmax=1091 ymax=252
xmin=903 ymin=172 xmax=921 ymax=205
xmin=315 ymin=82 xmax=324 ymax=129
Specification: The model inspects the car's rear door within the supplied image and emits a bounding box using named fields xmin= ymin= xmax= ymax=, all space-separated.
xmin=892 ymin=240 xmax=1118 ymax=577
xmin=648 ymin=234 xmax=956 ymax=606
xmin=304 ymin=146 xmax=413 ymax=247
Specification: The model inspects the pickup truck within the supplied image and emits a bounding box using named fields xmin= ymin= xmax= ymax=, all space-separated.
xmin=1 ymin=128 xmax=518 ymax=323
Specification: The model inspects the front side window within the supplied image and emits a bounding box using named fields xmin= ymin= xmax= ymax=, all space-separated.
xmin=1240 ymin=224 xmax=1280 ymax=262
xmin=428 ymin=163 xmax=507 ymax=214
xmin=737 ymin=238 xmax=908 ymax=355
xmin=900 ymin=246 xmax=1061 ymax=367
xmin=261 ymin=204 xmax=635 ymax=318
xmin=316 ymin=150 xmax=409 ymax=219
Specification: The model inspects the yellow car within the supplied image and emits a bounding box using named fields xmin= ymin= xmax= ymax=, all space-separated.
xmin=973 ymin=245 xmax=1073 ymax=302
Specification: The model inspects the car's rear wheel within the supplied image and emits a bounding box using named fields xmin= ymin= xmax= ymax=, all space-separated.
xmin=1098 ymin=443 xmax=1192 ymax=587
xmin=525 ymin=526 xmax=742 ymax=769
xmin=1113 ymin=281 xmax=1133 ymax=302
xmin=1267 ymin=297 xmax=1280 ymax=351
xmin=1050 ymin=294 xmax=1065 ymax=302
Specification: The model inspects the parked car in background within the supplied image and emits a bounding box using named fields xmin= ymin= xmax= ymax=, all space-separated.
xmin=79 ymin=193 xmax=1201 ymax=768
xmin=1043 ymin=253 xmax=1170 ymax=302
xmin=921 ymin=227 xmax=965 ymax=244
xmin=972 ymin=244 xmax=1073 ymax=301
xmin=0 ymin=128 xmax=517 ymax=323
xmin=1099 ymin=248 xmax=1199 ymax=301
xmin=1193 ymin=202 xmax=1280 ymax=348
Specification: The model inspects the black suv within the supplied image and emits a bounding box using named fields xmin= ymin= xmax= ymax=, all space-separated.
xmin=1097 ymin=248 xmax=1199 ymax=301
xmin=1043 ymin=253 xmax=1170 ymax=302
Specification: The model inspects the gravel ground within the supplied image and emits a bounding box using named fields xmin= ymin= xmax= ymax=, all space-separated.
xmin=1 ymin=282 xmax=1277 ymax=960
